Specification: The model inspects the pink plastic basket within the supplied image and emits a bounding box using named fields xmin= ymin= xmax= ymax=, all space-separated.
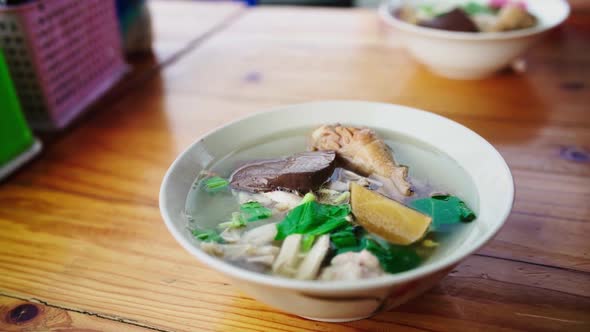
xmin=0 ymin=0 xmax=128 ymax=130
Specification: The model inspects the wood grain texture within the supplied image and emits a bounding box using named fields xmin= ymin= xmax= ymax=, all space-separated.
xmin=149 ymin=0 xmax=245 ymax=62
xmin=0 ymin=296 xmax=151 ymax=332
xmin=0 ymin=2 xmax=589 ymax=332
xmin=569 ymin=0 xmax=590 ymax=11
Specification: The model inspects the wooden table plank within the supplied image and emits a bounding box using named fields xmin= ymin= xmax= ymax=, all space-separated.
xmin=148 ymin=0 xmax=245 ymax=63
xmin=363 ymin=275 xmax=590 ymax=332
xmin=0 ymin=296 xmax=152 ymax=332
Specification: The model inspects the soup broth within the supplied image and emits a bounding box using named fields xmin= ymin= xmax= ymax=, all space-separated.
xmin=185 ymin=126 xmax=479 ymax=279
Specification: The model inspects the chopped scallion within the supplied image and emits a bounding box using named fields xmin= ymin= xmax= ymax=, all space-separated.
xmin=203 ymin=176 xmax=229 ymax=193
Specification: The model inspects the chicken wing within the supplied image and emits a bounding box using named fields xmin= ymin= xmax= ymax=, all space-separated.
xmin=310 ymin=124 xmax=412 ymax=196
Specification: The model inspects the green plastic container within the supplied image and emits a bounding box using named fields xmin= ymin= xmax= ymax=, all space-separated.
xmin=0 ymin=48 xmax=40 ymax=179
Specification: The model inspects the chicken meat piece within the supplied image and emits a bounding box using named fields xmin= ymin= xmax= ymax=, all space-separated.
xmin=320 ymin=250 xmax=384 ymax=281
xmin=310 ymin=125 xmax=412 ymax=196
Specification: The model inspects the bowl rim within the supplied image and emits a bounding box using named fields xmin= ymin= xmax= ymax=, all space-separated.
xmin=378 ymin=0 xmax=570 ymax=41
xmin=159 ymin=101 xmax=515 ymax=292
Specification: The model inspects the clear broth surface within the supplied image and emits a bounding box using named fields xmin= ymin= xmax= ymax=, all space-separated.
xmin=185 ymin=126 xmax=479 ymax=273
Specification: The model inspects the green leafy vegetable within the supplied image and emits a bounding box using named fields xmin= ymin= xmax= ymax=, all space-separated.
xmin=240 ymin=201 xmax=272 ymax=222
xmin=334 ymin=235 xmax=422 ymax=273
xmin=191 ymin=228 xmax=222 ymax=243
xmin=364 ymin=239 xmax=422 ymax=273
xmin=301 ymin=235 xmax=316 ymax=252
xmin=335 ymin=237 xmax=368 ymax=255
xmin=202 ymin=176 xmax=229 ymax=193
xmin=217 ymin=201 xmax=272 ymax=229
xmin=307 ymin=215 xmax=350 ymax=236
xmin=460 ymin=2 xmax=496 ymax=15
xmin=410 ymin=195 xmax=476 ymax=229
xmin=275 ymin=200 xmax=351 ymax=241
xmin=330 ymin=226 xmax=357 ymax=249
xmin=218 ymin=212 xmax=247 ymax=229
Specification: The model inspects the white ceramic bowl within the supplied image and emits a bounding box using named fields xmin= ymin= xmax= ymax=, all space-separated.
xmin=379 ymin=0 xmax=570 ymax=79
xmin=159 ymin=101 xmax=514 ymax=322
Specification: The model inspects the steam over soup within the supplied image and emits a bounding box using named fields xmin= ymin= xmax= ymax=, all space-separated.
xmin=185 ymin=125 xmax=478 ymax=281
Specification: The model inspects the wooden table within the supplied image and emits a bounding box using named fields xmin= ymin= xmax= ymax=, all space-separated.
xmin=1 ymin=1 xmax=589 ymax=331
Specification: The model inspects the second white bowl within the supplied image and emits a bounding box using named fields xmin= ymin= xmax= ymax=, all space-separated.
xmin=379 ymin=0 xmax=570 ymax=79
